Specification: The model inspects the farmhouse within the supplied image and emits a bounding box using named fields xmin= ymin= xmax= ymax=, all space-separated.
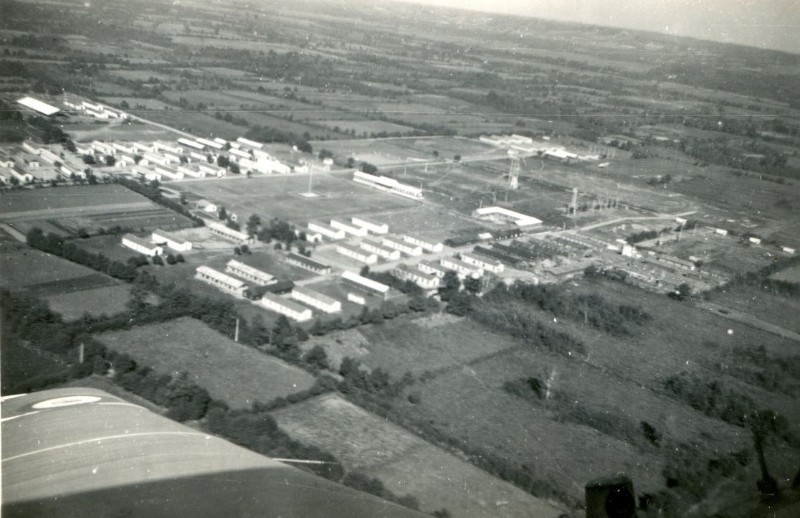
xmin=121 ymin=234 xmax=162 ymax=257
xmin=256 ymin=293 xmax=312 ymax=322
xmin=195 ymin=265 xmax=247 ymax=297
xmin=461 ymin=251 xmax=505 ymax=273
xmin=474 ymin=206 xmax=542 ymax=227
xmin=151 ymin=229 xmax=192 ymax=252
xmin=360 ymin=238 xmax=401 ymax=261
xmin=351 ymin=217 xmax=389 ymax=234
xmin=16 ymin=96 xmax=59 ymax=116
xmin=403 ymin=234 xmax=444 ymax=253
xmin=336 ymin=244 xmax=378 ymax=265
xmin=308 ymin=221 xmax=345 ymax=241
xmin=330 ymin=219 xmax=368 ymax=237
xmin=285 ymin=252 xmax=332 ymax=274
xmin=207 ymin=222 xmax=250 ymax=243
xmin=440 ymin=257 xmax=483 ymax=278
xmin=353 ymin=171 xmax=423 ymax=200
xmin=291 ymin=286 xmax=342 ymax=313
xmin=418 ymin=260 xmax=448 ymax=278
xmin=393 ymin=264 xmax=440 ymax=290
xmin=382 ymin=236 xmax=423 ymax=256
xmin=341 ymin=271 xmax=390 ymax=300
xmin=225 ymin=259 xmax=275 ymax=285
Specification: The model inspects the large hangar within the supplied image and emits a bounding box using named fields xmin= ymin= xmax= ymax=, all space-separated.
xmin=1 ymin=388 xmax=425 ymax=518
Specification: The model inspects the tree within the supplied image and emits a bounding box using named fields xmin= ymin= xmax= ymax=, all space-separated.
xmin=229 ymin=163 xmax=240 ymax=175
xmin=166 ymin=253 xmax=177 ymax=265
xmin=438 ymin=271 xmax=460 ymax=302
xmin=65 ymin=140 xmax=76 ymax=153
xmin=175 ymin=253 xmax=185 ymax=263
xmin=246 ymin=214 xmax=261 ymax=236
xmin=453 ymin=154 xmax=461 ymax=162
xmin=318 ymin=149 xmax=334 ymax=160
xmin=463 ymin=276 xmax=481 ymax=294
xmin=359 ymin=162 xmax=378 ymax=174
xmin=677 ymin=283 xmax=692 ymax=299
xmin=360 ymin=265 xmax=370 ymax=276
xmin=152 ymin=255 xmax=164 ymax=266
xmin=82 ymin=154 xmax=96 ymax=164
xmin=104 ymin=155 xmax=116 ymax=166
xmin=234 ymin=246 xmax=242 ymax=255
xmin=218 ymin=207 xmax=228 ymax=221
xmin=303 ymin=345 xmax=329 ymax=371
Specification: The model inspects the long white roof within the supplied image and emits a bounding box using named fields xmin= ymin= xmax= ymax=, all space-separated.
xmin=196 ymin=265 xmax=245 ymax=288
xmin=341 ymin=271 xmax=389 ymax=293
xmin=17 ymin=96 xmax=60 ymax=116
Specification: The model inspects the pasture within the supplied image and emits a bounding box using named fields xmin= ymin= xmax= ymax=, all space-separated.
xmin=45 ymin=284 xmax=133 ymax=321
xmin=273 ymin=394 xmax=566 ymax=518
xmin=0 ymin=249 xmax=102 ymax=291
xmin=96 ymin=317 xmax=316 ymax=408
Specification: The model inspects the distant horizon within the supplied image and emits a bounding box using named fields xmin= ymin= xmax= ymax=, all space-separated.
xmin=391 ymin=0 xmax=800 ymax=54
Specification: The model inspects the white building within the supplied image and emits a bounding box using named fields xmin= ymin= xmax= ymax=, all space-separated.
xmin=225 ymin=259 xmax=275 ymax=285
xmin=351 ymin=217 xmax=388 ymax=235
xmin=177 ymin=138 xmax=205 ymax=151
xmin=347 ymin=293 xmax=366 ymax=305
xmin=207 ymin=221 xmax=250 ymax=243
xmin=382 ymin=236 xmax=422 ymax=256
xmin=256 ymin=293 xmax=312 ymax=322
xmin=461 ymin=252 xmax=504 ymax=273
xmin=285 ymin=252 xmax=332 ymax=274
xmin=59 ymin=165 xmax=85 ymax=180
xmin=440 ymin=257 xmax=483 ymax=278
xmin=198 ymin=138 xmax=224 ymax=150
xmin=195 ymin=266 xmax=246 ymax=297
xmin=360 ymin=238 xmax=401 ymax=261
xmin=153 ymin=142 xmax=183 ymax=155
xmin=418 ymin=260 xmax=448 ymax=278
xmin=10 ymin=166 xmax=33 ymax=183
xmin=122 ymin=234 xmax=162 ymax=257
xmin=291 ymin=287 xmax=341 ymax=314
xmin=236 ymin=137 xmax=263 ymax=149
xmin=330 ymin=219 xmax=368 ymax=237
xmin=196 ymin=199 xmax=218 ymax=213
xmin=353 ymin=171 xmax=423 ymax=200
xmin=341 ymin=271 xmax=390 ymax=300
xmin=336 ymin=244 xmax=378 ymax=265
xmin=403 ymin=235 xmax=444 ymax=253
xmin=393 ymin=264 xmax=439 ymax=290
xmin=474 ymin=206 xmax=542 ymax=227
xmin=151 ymin=229 xmax=192 ymax=252
xmin=154 ymin=165 xmax=184 ymax=181
xmin=17 ymin=96 xmax=59 ymax=116
xmin=198 ymin=164 xmax=225 ymax=177
xmin=308 ymin=221 xmax=345 ymax=241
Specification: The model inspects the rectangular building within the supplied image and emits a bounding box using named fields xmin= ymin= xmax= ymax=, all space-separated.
xmin=403 ymin=234 xmax=444 ymax=253
xmin=236 ymin=137 xmax=263 ymax=149
xmin=225 ymin=259 xmax=275 ymax=285
xmin=291 ymin=286 xmax=341 ymax=314
xmin=151 ymin=229 xmax=192 ymax=252
xmin=285 ymin=252 xmax=332 ymax=274
xmin=195 ymin=265 xmax=246 ymax=297
xmin=207 ymin=222 xmax=250 ymax=243
xmin=256 ymin=293 xmax=312 ymax=322
xmin=382 ymin=236 xmax=422 ymax=256
xmin=418 ymin=260 xmax=448 ymax=278
xmin=353 ymin=171 xmax=423 ymax=200
xmin=461 ymin=251 xmax=505 ymax=273
xmin=308 ymin=221 xmax=345 ymax=241
xmin=154 ymin=165 xmax=184 ymax=181
xmin=393 ymin=264 xmax=440 ymax=290
xmin=440 ymin=257 xmax=483 ymax=278
xmin=177 ymin=138 xmax=205 ymax=151
xmin=360 ymin=238 xmax=401 ymax=261
xmin=351 ymin=217 xmax=388 ymax=235
xmin=330 ymin=219 xmax=368 ymax=237
xmin=341 ymin=271 xmax=390 ymax=300
xmin=122 ymin=234 xmax=162 ymax=257
xmin=336 ymin=244 xmax=378 ymax=265
xmin=17 ymin=96 xmax=59 ymax=116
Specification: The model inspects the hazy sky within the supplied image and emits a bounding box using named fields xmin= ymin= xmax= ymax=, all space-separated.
xmin=394 ymin=0 xmax=800 ymax=53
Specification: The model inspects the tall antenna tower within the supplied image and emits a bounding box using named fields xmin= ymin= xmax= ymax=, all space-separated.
xmin=508 ymin=157 xmax=520 ymax=190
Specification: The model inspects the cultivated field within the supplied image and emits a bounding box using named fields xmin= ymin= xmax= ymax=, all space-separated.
xmin=96 ymin=317 xmax=316 ymax=408
xmin=45 ymin=284 xmax=133 ymax=321
xmin=0 ymin=249 xmax=108 ymax=291
xmin=273 ymin=394 xmax=567 ymax=518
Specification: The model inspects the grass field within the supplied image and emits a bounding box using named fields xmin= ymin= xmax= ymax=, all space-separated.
xmin=176 ymin=174 xmax=415 ymax=225
xmin=272 ymin=394 xmax=566 ymax=518
xmin=711 ymin=284 xmax=800 ymax=334
xmin=772 ymin=264 xmax=800 ymax=283
xmin=0 ymin=249 xmax=103 ymax=290
xmin=45 ymin=284 xmax=132 ymax=321
xmin=96 ymin=317 xmax=316 ymax=408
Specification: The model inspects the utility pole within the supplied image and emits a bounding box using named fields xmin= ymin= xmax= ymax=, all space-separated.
xmin=234 ymin=317 xmax=240 ymax=342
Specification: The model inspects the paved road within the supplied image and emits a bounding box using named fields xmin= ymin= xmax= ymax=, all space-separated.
xmin=698 ymin=301 xmax=800 ymax=342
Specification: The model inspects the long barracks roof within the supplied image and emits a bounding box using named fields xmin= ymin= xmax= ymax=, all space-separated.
xmin=1 ymin=388 xmax=425 ymax=518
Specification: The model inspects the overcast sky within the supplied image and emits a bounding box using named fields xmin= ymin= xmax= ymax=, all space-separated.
xmin=393 ymin=0 xmax=800 ymax=53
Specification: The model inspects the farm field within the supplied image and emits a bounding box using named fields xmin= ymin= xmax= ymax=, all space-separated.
xmin=96 ymin=317 xmax=316 ymax=408
xmin=772 ymin=264 xmax=800 ymax=283
xmin=302 ymin=314 xmax=522 ymax=377
xmin=0 ymin=248 xmax=107 ymax=291
xmin=45 ymin=284 xmax=133 ymax=321
xmin=272 ymin=394 xmax=567 ymax=518
xmin=0 ymin=184 xmax=193 ymax=235
xmin=710 ymin=284 xmax=800 ymax=334
xmin=176 ymin=174 xmax=416 ymax=225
